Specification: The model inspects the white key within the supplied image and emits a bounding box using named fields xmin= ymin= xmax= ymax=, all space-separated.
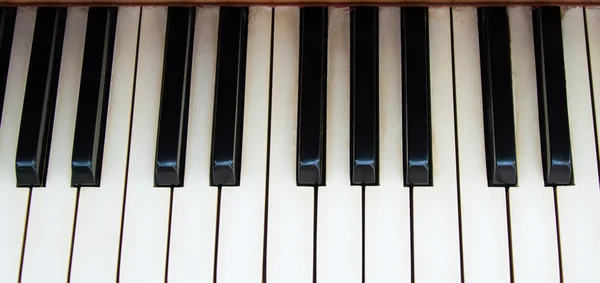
xmin=317 ymin=8 xmax=362 ymax=283
xmin=266 ymin=7 xmax=314 ymax=283
xmin=20 ymin=8 xmax=86 ymax=283
xmin=119 ymin=7 xmax=170 ymax=282
xmin=452 ymin=7 xmax=511 ymax=283
xmin=412 ymin=7 xmax=461 ymax=283
xmin=0 ymin=8 xmax=35 ymax=282
xmin=558 ymin=7 xmax=600 ymax=282
xmin=216 ymin=7 xmax=272 ymax=283
xmin=168 ymin=7 xmax=219 ymax=283
xmin=506 ymin=7 xmax=560 ymax=283
xmin=364 ymin=7 xmax=411 ymax=283
xmin=69 ymin=7 xmax=140 ymax=283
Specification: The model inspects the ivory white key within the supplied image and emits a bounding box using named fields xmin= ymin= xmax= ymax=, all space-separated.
xmin=317 ymin=8 xmax=362 ymax=283
xmin=216 ymin=7 xmax=272 ymax=283
xmin=557 ymin=7 xmax=600 ymax=282
xmin=69 ymin=7 xmax=139 ymax=283
xmin=452 ymin=7 xmax=511 ymax=283
xmin=265 ymin=7 xmax=314 ymax=283
xmin=20 ymin=8 xmax=86 ymax=283
xmin=0 ymin=8 xmax=35 ymax=282
xmin=364 ymin=7 xmax=411 ymax=283
xmin=119 ymin=7 xmax=170 ymax=282
xmin=506 ymin=7 xmax=560 ymax=283
xmin=168 ymin=7 xmax=219 ymax=283
xmin=411 ymin=7 xmax=461 ymax=283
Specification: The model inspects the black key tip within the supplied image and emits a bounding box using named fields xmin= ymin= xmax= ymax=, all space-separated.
xmin=546 ymin=161 xmax=572 ymax=186
xmin=16 ymin=160 xmax=42 ymax=187
xmin=352 ymin=160 xmax=377 ymax=185
xmin=72 ymin=160 xmax=99 ymax=187
xmin=211 ymin=161 xmax=237 ymax=186
xmin=405 ymin=162 xmax=431 ymax=187
xmin=491 ymin=162 xmax=517 ymax=187
xmin=297 ymin=161 xmax=323 ymax=186
xmin=155 ymin=161 xmax=182 ymax=187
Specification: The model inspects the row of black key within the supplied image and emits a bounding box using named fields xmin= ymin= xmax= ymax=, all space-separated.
xmin=5 ymin=6 xmax=573 ymax=189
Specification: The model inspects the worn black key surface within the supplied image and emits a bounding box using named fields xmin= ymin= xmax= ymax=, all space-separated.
xmin=478 ymin=7 xmax=517 ymax=187
xmin=402 ymin=7 xmax=432 ymax=187
xmin=297 ymin=7 xmax=328 ymax=186
xmin=532 ymin=7 xmax=573 ymax=186
xmin=71 ymin=7 xmax=118 ymax=187
xmin=350 ymin=7 xmax=379 ymax=185
xmin=154 ymin=7 xmax=195 ymax=187
xmin=15 ymin=8 xmax=67 ymax=187
xmin=210 ymin=7 xmax=248 ymax=186
xmin=0 ymin=8 xmax=16 ymax=123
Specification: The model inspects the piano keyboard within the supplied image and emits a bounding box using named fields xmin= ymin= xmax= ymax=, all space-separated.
xmin=0 ymin=5 xmax=599 ymax=283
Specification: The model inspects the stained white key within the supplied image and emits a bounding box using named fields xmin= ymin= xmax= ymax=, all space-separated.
xmin=119 ymin=7 xmax=170 ymax=282
xmin=0 ymin=8 xmax=35 ymax=282
xmin=216 ymin=7 xmax=272 ymax=283
xmin=20 ymin=8 xmax=86 ymax=283
xmin=411 ymin=7 xmax=461 ymax=283
xmin=317 ymin=8 xmax=362 ymax=283
xmin=265 ymin=7 xmax=314 ymax=283
xmin=452 ymin=7 xmax=511 ymax=283
xmin=506 ymin=7 xmax=560 ymax=283
xmin=167 ymin=7 xmax=219 ymax=283
xmin=557 ymin=7 xmax=600 ymax=282
xmin=69 ymin=7 xmax=139 ymax=283
xmin=364 ymin=7 xmax=410 ymax=283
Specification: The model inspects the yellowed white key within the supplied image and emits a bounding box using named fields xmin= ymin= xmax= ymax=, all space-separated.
xmin=452 ymin=7 xmax=511 ymax=283
xmin=119 ymin=7 xmax=170 ymax=282
xmin=167 ymin=7 xmax=219 ymax=283
xmin=70 ymin=7 xmax=140 ymax=283
xmin=506 ymin=7 xmax=560 ymax=283
xmin=557 ymin=7 xmax=600 ymax=282
xmin=364 ymin=7 xmax=411 ymax=283
xmin=0 ymin=8 xmax=35 ymax=282
xmin=216 ymin=7 xmax=272 ymax=283
xmin=265 ymin=7 xmax=315 ymax=283
xmin=412 ymin=7 xmax=461 ymax=283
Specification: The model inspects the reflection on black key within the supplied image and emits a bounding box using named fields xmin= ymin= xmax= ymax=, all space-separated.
xmin=350 ymin=7 xmax=379 ymax=185
xmin=478 ymin=7 xmax=517 ymax=187
xmin=0 ymin=8 xmax=16 ymax=123
xmin=154 ymin=7 xmax=195 ymax=187
xmin=297 ymin=7 xmax=327 ymax=186
xmin=532 ymin=7 xmax=573 ymax=186
xmin=210 ymin=7 xmax=248 ymax=186
xmin=402 ymin=7 xmax=431 ymax=187
xmin=71 ymin=7 xmax=118 ymax=187
xmin=15 ymin=8 xmax=67 ymax=187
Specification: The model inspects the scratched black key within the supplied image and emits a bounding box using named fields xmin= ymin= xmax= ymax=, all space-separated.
xmin=532 ymin=7 xmax=573 ymax=186
xmin=296 ymin=7 xmax=328 ymax=186
xmin=402 ymin=7 xmax=432 ymax=187
xmin=210 ymin=7 xmax=248 ymax=186
xmin=350 ymin=7 xmax=379 ymax=185
xmin=15 ymin=8 xmax=67 ymax=187
xmin=71 ymin=7 xmax=118 ymax=187
xmin=154 ymin=7 xmax=195 ymax=187
xmin=0 ymin=8 xmax=16 ymax=124
xmin=477 ymin=7 xmax=517 ymax=187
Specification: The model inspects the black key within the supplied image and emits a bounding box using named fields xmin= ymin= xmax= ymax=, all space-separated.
xmin=402 ymin=7 xmax=432 ymax=187
xmin=154 ymin=7 xmax=195 ymax=187
xmin=296 ymin=7 xmax=328 ymax=186
xmin=210 ymin=7 xmax=248 ymax=186
xmin=350 ymin=7 xmax=379 ymax=185
xmin=0 ymin=8 xmax=16 ymax=124
xmin=477 ymin=7 xmax=517 ymax=187
xmin=71 ymin=7 xmax=118 ymax=187
xmin=15 ymin=8 xmax=67 ymax=187
xmin=532 ymin=7 xmax=573 ymax=186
